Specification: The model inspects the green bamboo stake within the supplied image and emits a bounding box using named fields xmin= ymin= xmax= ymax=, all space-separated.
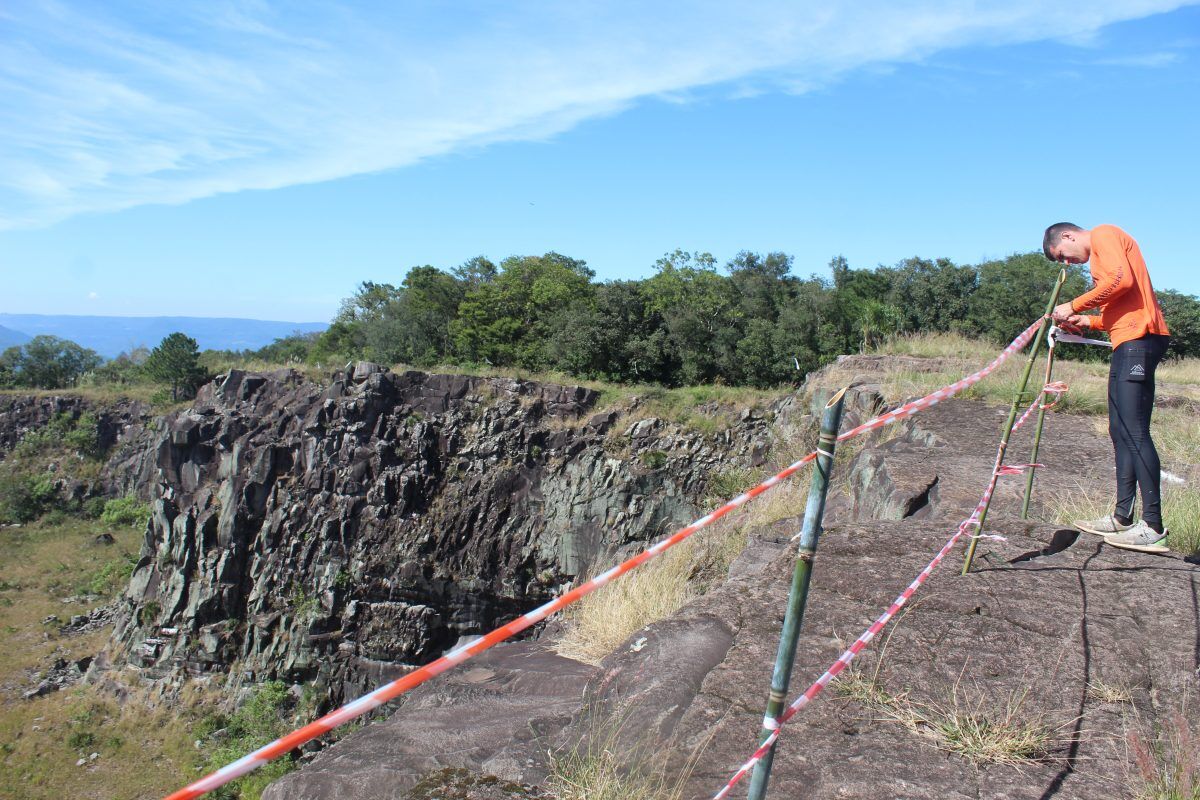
xmin=746 ymin=386 xmax=847 ymax=800
xmin=961 ymin=269 xmax=1066 ymax=575
xmin=1020 ymin=336 xmax=1058 ymax=519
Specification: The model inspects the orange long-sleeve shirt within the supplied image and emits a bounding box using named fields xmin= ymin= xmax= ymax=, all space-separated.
xmin=1070 ymin=224 xmax=1169 ymax=349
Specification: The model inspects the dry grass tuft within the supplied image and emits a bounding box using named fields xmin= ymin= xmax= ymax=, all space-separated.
xmin=547 ymin=714 xmax=710 ymax=800
xmin=870 ymin=332 xmax=1000 ymax=361
xmin=553 ymin=520 xmax=748 ymax=665
xmin=901 ymin=695 xmax=1060 ymax=767
xmin=1087 ymin=680 xmax=1134 ymax=705
xmin=834 ymin=667 xmax=908 ymax=710
xmin=837 ymin=667 xmax=1069 ymax=767
xmin=1157 ymin=358 xmax=1200 ymax=386
xmin=1154 ymin=407 xmax=1200 ymax=470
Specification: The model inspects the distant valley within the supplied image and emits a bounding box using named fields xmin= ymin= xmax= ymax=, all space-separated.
xmin=0 ymin=324 xmax=30 ymax=350
xmin=0 ymin=314 xmax=326 ymax=358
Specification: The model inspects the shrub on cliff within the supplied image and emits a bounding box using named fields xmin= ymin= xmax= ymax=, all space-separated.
xmin=197 ymin=681 xmax=316 ymax=799
xmin=100 ymin=496 xmax=150 ymax=528
xmin=0 ymin=472 xmax=57 ymax=523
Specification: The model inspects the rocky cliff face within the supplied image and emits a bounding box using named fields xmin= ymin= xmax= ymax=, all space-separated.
xmin=101 ymin=366 xmax=780 ymax=703
xmin=0 ymin=393 xmax=153 ymax=499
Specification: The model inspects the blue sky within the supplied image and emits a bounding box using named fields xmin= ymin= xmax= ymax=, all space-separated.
xmin=1 ymin=1 xmax=1198 ymax=321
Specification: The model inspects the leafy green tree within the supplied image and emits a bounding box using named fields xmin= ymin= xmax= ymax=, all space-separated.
xmin=886 ymin=257 xmax=977 ymax=333
xmin=827 ymin=256 xmax=898 ymax=353
xmin=727 ymin=250 xmax=793 ymax=323
xmin=3 ymin=335 xmax=102 ymax=389
xmin=451 ymin=256 xmax=498 ymax=289
xmin=0 ymin=346 xmax=18 ymax=388
xmin=254 ymin=333 xmax=320 ymax=364
xmin=89 ymin=346 xmax=150 ymax=386
xmin=366 ymin=266 xmax=464 ymax=366
xmin=967 ymin=254 xmax=1089 ymax=343
xmin=735 ymin=318 xmax=788 ymax=387
xmin=451 ymin=252 xmax=594 ymax=368
xmin=544 ymin=281 xmax=674 ymax=382
xmin=144 ymin=333 xmax=206 ymax=400
xmin=643 ymin=250 xmax=741 ymax=384
xmin=310 ymin=281 xmax=403 ymax=363
xmin=1158 ymin=290 xmax=1200 ymax=359
xmin=774 ymin=277 xmax=836 ymax=378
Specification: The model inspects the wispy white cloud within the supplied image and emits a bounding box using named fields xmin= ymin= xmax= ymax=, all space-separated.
xmin=1 ymin=0 xmax=1196 ymax=229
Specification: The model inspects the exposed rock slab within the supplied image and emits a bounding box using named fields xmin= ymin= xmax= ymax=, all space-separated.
xmin=659 ymin=517 xmax=1199 ymax=800
xmin=262 ymin=643 xmax=592 ymax=800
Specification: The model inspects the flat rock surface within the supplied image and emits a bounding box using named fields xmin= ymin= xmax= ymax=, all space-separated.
xmin=659 ymin=518 xmax=1199 ymax=800
xmin=263 ymin=643 xmax=593 ymax=800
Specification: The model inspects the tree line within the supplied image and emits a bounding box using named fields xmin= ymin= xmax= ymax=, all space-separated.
xmin=1 ymin=332 xmax=205 ymax=398
xmin=4 ymin=251 xmax=1199 ymax=394
xmin=267 ymin=250 xmax=1200 ymax=388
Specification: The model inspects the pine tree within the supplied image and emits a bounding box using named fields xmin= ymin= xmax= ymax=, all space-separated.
xmin=144 ymin=332 xmax=205 ymax=400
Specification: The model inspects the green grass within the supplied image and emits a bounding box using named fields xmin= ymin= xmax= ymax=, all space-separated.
xmin=197 ymin=681 xmax=316 ymax=800
xmin=0 ymin=515 xmax=310 ymax=800
xmin=1 ymin=384 xmax=184 ymax=411
xmin=1045 ymin=481 xmax=1200 ymax=557
xmin=99 ymin=496 xmax=151 ymax=529
xmin=0 ymin=516 xmax=213 ymax=800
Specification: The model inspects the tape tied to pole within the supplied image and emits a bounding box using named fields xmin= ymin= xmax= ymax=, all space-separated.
xmin=1039 ymin=381 xmax=1069 ymax=410
xmin=996 ymin=463 xmax=1045 ymax=476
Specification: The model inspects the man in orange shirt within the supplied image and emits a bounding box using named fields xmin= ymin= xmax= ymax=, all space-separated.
xmin=1043 ymin=223 xmax=1171 ymax=552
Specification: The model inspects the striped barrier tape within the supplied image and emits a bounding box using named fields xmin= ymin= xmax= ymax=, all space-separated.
xmin=834 ymin=318 xmax=1044 ymax=442
xmin=711 ymin=380 xmax=1055 ymax=799
xmin=995 ymin=463 xmax=1044 ymax=476
xmin=1039 ymin=381 xmax=1069 ymax=411
xmin=161 ymin=317 xmax=1044 ymax=800
xmin=1049 ymin=324 xmax=1111 ymax=349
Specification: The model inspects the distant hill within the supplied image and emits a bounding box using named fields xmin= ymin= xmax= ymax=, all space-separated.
xmin=0 ymin=324 xmax=31 ymax=350
xmin=0 ymin=314 xmax=327 ymax=359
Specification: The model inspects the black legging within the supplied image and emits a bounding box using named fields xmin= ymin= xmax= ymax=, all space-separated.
xmin=1108 ymin=333 xmax=1170 ymax=530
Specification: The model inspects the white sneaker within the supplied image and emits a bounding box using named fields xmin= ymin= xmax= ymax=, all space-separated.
xmin=1105 ymin=521 xmax=1169 ymax=553
xmin=1073 ymin=514 xmax=1133 ymax=536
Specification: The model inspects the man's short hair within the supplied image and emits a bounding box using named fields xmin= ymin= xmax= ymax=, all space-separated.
xmin=1043 ymin=222 xmax=1084 ymax=259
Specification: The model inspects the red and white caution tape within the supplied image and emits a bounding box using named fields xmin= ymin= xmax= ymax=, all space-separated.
xmin=161 ymin=318 xmax=1045 ymax=800
xmin=1049 ymin=324 xmax=1111 ymax=349
xmin=711 ymin=379 xmax=1053 ymax=799
xmin=1039 ymin=381 xmax=1069 ymax=410
xmin=834 ymin=318 xmax=1044 ymax=442
xmin=995 ymin=463 xmax=1044 ymax=476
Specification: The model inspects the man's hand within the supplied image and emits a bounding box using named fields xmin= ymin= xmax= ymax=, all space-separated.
xmin=1052 ymin=301 xmax=1075 ymax=322
xmin=1066 ymin=314 xmax=1092 ymax=330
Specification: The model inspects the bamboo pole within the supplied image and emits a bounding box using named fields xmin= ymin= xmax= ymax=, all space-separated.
xmin=961 ymin=269 xmax=1066 ymax=575
xmin=1020 ymin=335 xmax=1058 ymax=519
xmin=746 ymin=386 xmax=848 ymax=800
